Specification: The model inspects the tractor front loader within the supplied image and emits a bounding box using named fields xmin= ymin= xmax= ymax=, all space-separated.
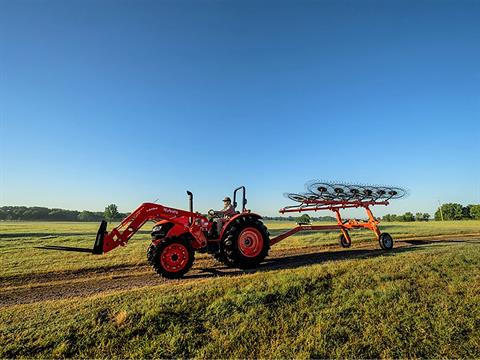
xmin=92 ymin=187 xmax=270 ymax=278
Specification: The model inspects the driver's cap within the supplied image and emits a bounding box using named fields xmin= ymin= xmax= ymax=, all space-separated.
xmin=223 ymin=197 xmax=231 ymax=202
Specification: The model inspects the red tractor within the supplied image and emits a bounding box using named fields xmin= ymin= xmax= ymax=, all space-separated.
xmin=93 ymin=187 xmax=270 ymax=278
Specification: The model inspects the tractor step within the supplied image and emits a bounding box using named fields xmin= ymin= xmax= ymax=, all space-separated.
xmin=92 ymin=220 xmax=107 ymax=254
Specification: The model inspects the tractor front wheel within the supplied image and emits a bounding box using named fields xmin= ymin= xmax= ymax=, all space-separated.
xmin=222 ymin=217 xmax=270 ymax=269
xmin=147 ymin=236 xmax=195 ymax=278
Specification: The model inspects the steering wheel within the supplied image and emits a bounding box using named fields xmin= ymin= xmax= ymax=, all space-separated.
xmin=208 ymin=209 xmax=216 ymax=217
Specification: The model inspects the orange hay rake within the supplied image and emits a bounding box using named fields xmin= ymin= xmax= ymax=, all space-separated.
xmin=271 ymin=181 xmax=408 ymax=249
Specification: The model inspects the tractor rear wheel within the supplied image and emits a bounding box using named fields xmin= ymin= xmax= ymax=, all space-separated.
xmin=147 ymin=235 xmax=195 ymax=278
xmin=213 ymin=251 xmax=235 ymax=267
xmin=222 ymin=217 xmax=270 ymax=269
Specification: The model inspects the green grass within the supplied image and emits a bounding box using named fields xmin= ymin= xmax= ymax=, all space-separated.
xmin=1 ymin=242 xmax=479 ymax=358
xmin=0 ymin=221 xmax=152 ymax=279
xmin=1 ymin=220 xmax=480 ymax=358
xmin=1 ymin=220 xmax=479 ymax=280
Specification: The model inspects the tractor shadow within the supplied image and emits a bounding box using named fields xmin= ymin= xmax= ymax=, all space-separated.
xmin=194 ymin=238 xmax=479 ymax=279
xmin=196 ymin=248 xmax=410 ymax=278
xmin=402 ymin=239 xmax=479 ymax=245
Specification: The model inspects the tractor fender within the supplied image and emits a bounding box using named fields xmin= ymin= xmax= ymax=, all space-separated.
xmin=152 ymin=219 xmax=189 ymax=244
xmin=219 ymin=212 xmax=263 ymax=240
xmin=165 ymin=223 xmax=189 ymax=238
xmin=153 ymin=220 xmax=206 ymax=250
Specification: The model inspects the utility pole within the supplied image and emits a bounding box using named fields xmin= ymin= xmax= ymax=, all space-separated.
xmin=438 ymin=200 xmax=444 ymax=221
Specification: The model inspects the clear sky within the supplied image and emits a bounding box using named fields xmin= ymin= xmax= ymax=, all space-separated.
xmin=1 ymin=0 xmax=479 ymax=217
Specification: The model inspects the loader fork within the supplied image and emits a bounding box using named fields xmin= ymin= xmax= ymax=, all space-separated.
xmin=93 ymin=220 xmax=107 ymax=254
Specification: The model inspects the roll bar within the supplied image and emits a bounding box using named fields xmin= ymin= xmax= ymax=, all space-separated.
xmin=233 ymin=186 xmax=247 ymax=212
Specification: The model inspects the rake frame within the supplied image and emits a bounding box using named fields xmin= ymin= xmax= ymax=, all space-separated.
xmin=271 ymin=199 xmax=388 ymax=246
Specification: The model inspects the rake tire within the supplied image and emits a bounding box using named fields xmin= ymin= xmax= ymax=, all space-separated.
xmin=339 ymin=232 xmax=352 ymax=248
xmin=379 ymin=232 xmax=394 ymax=250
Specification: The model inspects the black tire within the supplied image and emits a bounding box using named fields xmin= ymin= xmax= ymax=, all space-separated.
xmin=213 ymin=251 xmax=235 ymax=267
xmin=379 ymin=232 xmax=394 ymax=250
xmin=147 ymin=243 xmax=156 ymax=265
xmin=148 ymin=235 xmax=195 ymax=279
xmin=339 ymin=232 xmax=351 ymax=248
xmin=222 ymin=216 xmax=270 ymax=269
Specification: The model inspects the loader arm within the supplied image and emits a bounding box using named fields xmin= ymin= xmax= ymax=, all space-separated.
xmin=93 ymin=202 xmax=209 ymax=254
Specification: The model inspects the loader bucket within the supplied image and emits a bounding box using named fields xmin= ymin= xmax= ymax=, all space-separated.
xmin=93 ymin=220 xmax=107 ymax=254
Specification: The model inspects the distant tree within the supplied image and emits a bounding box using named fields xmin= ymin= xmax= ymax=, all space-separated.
xmin=470 ymin=205 xmax=480 ymax=220
xmin=382 ymin=214 xmax=399 ymax=222
xmin=23 ymin=207 xmax=50 ymax=220
xmin=435 ymin=203 xmax=464 ymax=220
xmin=78 ymin=210 xmax=100 ymax=222
xmin=414 ymin=212 xmax=430 ymax=221
xmin=104 ymin=204 xmax=120 ymax=223
xmin=48 ymin=209 xmax=79 ymax=221
xmin=297 ymin=214 xmax=311 ymax=224
xmin=12 ymin=206 xmax=28 ymax=220
xmin=402 ymin=212 xmax=415 ymax=222
xmin=462 ymin=205 xmax=472 ymax=219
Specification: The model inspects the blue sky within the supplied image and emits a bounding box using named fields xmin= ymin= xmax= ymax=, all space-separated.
xmin=1 ymin=0 xmax=479 ymax=216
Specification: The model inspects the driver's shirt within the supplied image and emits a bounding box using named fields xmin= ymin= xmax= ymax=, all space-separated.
xmin=219 ymin=204 xmax=236 ymax=217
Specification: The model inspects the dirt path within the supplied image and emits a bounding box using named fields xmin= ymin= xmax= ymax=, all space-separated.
xmin=1 ymin=236 xmax=478 ymax=308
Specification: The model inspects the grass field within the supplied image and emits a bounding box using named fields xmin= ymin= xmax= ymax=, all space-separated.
xmin=1 ymin=220 xmax=480 ymax=358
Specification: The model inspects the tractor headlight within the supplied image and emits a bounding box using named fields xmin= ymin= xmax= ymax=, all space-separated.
xmin=152 ymin=225 xmax=162 ymax=233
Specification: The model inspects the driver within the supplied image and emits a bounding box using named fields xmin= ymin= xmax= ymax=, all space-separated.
xmin=216 ymin=197 xmax=236 ymax=218
xmin=210 ymin=197 xmax=236 ymax=236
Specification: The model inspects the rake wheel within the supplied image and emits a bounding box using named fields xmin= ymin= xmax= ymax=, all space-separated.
xmin=379 ymin=232 xmax=394 ymax=250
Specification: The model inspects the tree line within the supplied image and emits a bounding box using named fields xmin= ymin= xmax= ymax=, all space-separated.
xmin=1 ymin=203 xmax=479 ymax=222
xmin=382 ymin=203 xmax=480 ymax=222
xmin=0 ymin=205 xmax=337 ymax=223
xmin=0 ymin=204 xmax=128 ymax=222
xmin=434 ymin=203 xmax=480 ymax=221
xmin=382 ymin=212 xmax=430 ymax=222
